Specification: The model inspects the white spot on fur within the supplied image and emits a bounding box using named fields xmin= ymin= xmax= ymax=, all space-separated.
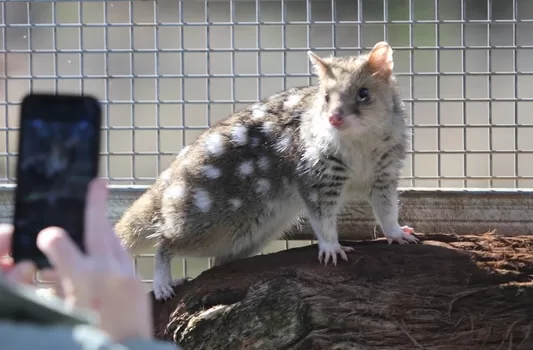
xmin=194 ymin=188 xmax=212 ymax=212
xmin=229 ymin=198 xmax=242 ymax=210
xmin=255 ymin=178 xmax=271 ymax=194
xmin=231 ymin=124 xmax=248 ymax=146
xmin=275 ymin=130 xmax=292 ymax=153
xmin=284 ymin=94 xmax=302 ymax=109
xmin=202 ymin=165 xmax=221 ymax=179
xmin=182 ymin=158 xmax=193 ymax=168
xmin=205 ymin=133 xmax=225 ymax=156
xmin=238 ymin=160 xmax=254 ymax=178
xmin=260 ymin=121 xmax=274 ymax=135
xmin=160 ymin=169 xmax=172 ymax=184
xmin=309 ymin=191 xmax=318 ymax=203
xmin=282 ymin=177 xmax=290 ymax=188
xmin=177 ymin=146 xmax=190 ymax=159
xmin=251 ymin=137 xmax=261 ymax=148
xmin=164 ymin=185 xmax=185 ymax=201
xmin=257 ymin=156 xmax=270 ymax=171
xmin=252 ymin=104 xmax=267 ymax=119
xmin=303 ymin=145 xmax=321 ymax=166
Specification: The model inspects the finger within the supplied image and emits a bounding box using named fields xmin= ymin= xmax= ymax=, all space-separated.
xmin=85 ymin=179 xmax=133 ymax=271
xmin=84 ymin=179 xmax=113 ymax=259
xmin=4 ymin=261 xmax=36 ymax=285
xmin=52 ymin=285 xmax=66 ymax=299
xmin=109 ymin=229 xmax=136 ymax=272
xmin=37 ymin=227 xmax=86 ymax=279
xmin=113 ymin=243 xmax=136 ymax=276
xmin=0 ymin=255 xmax=13 ymax=271
xmin=0 ymin=224 xmax=14 ymax=256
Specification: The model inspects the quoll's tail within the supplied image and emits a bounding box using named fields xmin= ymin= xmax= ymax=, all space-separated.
xmin=114 ymin=189 xmax=162 ymax=251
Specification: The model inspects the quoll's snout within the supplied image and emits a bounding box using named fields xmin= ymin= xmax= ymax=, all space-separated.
xmin=328 ymin=112 xmax=344 ymax=127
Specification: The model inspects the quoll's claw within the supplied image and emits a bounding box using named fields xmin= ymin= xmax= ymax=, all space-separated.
xmin=385 ymin=225 xmax=419 ymax=245
xmin=317 ymin=242 xmax=355 ymax=266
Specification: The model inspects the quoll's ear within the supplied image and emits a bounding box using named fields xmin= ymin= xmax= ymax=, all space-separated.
xmin=307 ymin=51 xmax=331 ymax=79
xmin=367 ymin=41 xmax=394 ymax=79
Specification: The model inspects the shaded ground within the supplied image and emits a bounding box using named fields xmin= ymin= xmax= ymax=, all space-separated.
xmin=151 ymin=233 xmax=533 ymax=350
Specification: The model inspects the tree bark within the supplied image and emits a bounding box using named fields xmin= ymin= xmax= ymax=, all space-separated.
xmin=151 ymin=233 xmax=533 ymax=350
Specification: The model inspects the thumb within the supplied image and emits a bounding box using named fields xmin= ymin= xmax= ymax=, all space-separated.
xmin=4 ymin=261 xmax=36 ymax=285
xmin=84 ymin=178 xmax=113 ymax=257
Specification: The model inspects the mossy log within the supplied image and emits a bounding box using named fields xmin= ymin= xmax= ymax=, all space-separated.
xmin=151 ymin=233 xmax=533 ymax=350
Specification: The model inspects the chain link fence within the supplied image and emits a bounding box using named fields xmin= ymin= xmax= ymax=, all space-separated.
xmin=1 ymin=0 xmax=532 ymax=287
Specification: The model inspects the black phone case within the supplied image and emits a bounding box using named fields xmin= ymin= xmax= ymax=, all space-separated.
xmin=11 ymin=93 xmax=102 ymax=269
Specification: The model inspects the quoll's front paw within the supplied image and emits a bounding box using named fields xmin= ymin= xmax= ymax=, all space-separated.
xmin=385 ymin=226 xmax=419 ymax=245
xmin=317 ymin=241 xmax=355 ymax=266
xmin=153 ymin=282 xmax=174 ymax=301
xmin=153 ymin=278 xmax=187 ymax=301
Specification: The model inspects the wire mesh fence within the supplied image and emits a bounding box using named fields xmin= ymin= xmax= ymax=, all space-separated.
xmin=1 ymin=0 xmax=532 ymax=285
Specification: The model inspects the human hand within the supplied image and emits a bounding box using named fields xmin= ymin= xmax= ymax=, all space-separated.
xmin=0 ymin=224 xmax=36 ymax=285
xmin=34 ymin=178 xmax=154 ymax=343
xmin=0 ymin=179 xmax=153 ymax=343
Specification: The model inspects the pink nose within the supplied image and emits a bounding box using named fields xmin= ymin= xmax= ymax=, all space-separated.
xmin=329 ymin=113 xmax=344 ymax=127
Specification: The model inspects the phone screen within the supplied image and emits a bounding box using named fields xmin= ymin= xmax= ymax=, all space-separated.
xmin=12 ymin=94 xmax=101 ymax=269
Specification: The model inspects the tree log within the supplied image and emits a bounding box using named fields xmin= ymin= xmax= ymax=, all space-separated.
xmin=151 ymin=233 xmax=533 ymax=349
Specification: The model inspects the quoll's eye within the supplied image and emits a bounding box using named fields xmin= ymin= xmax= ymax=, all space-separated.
xmin=324 ymin=92 xmax=330 ymax=103
xmin=357 ymin=87 xmax=370 ymax=102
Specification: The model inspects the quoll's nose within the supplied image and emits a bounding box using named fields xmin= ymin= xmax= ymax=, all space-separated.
xmin=329 ymin=112 xmax=344 ymax=127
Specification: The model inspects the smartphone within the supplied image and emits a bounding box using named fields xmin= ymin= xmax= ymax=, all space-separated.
xmin=11 ymin=93 xmax=102 ymax=269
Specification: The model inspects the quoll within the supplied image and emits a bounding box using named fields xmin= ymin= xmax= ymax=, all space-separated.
xmin=115 ymin=41 xmax=418 ymax=300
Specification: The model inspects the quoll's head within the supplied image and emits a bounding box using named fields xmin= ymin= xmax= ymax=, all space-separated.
xmin=308 ymin=41 xmax=400 ymax=136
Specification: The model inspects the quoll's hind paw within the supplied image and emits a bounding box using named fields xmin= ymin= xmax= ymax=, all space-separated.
xmin=385 ymin=226 xmax=419 ymax=245
xmin=317 ymin=242 xmax=355 ymax=266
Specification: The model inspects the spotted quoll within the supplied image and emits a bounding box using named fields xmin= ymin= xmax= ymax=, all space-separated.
xmin=115 ymin=41 xmax=418 ymax=300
